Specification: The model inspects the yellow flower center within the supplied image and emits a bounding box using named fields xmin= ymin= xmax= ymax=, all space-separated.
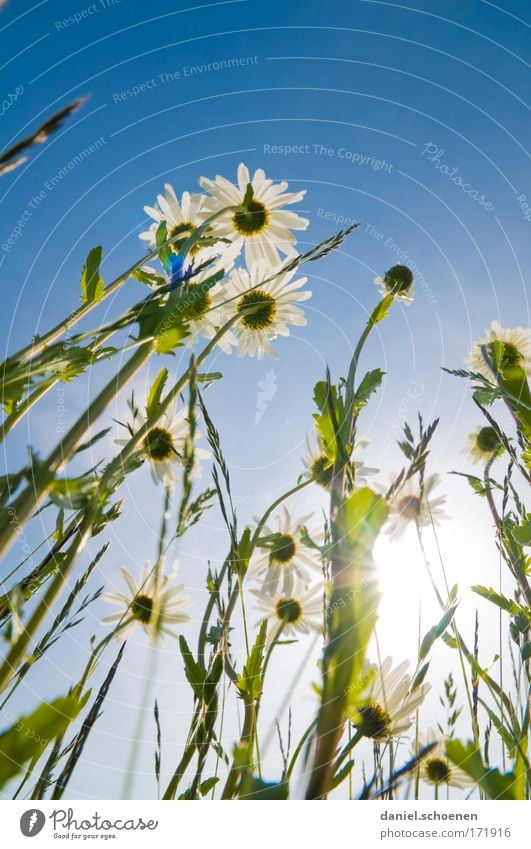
xmin=310 ymin=454 xmax=333 ymax=488
xmin=270 ymin=533 xmax=297 ymax=564
xmin=232 ymin=199 xmax=269 ymax=235
xmin=143 ymin=427 xmax=175 ymax=462
xmin=132 ymin=594 xmax=154 ymax=624
xmin=168 ymin=221 xmax=201 ymax=256
xmin=184 ymin=283 xmax=212 ymax=321
xmin=238 ymin=290 xmax=277 ymax=330
xmin=397 ymin=495 xmax=421 ymax=521
xmin=275 ymin=597 xmax=302 ymax=624
xmin=357 ymin=702 xmax=391 ymax=739
xmin=425 ymin=758 xmax=451 ymax=785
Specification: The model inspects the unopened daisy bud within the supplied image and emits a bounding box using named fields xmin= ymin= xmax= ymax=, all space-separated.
xmin=374 ymin=264 xmax=414 ymax=303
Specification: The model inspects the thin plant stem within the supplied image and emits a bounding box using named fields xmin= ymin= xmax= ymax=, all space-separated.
xmin=0 ymin=343 xmax=152 ymax=560
xmin=122 ymin=642 xmax=158 ymax=799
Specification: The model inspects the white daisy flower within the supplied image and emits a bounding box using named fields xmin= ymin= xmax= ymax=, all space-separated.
xmin=302 ymin=432 xmax=377 ymax=489
xmin=462 ymin=426 xmax=503 ymax=465
xmin=386 ymin=474 xmax=448 ymax=540
xmin=251 ymin=579 xmax=323 ymax=638
xmin=103 ymin=562 xmax=191 ymax=642
xmin=222 ymin=263 xmax=311 ymax=360
xmin=413 ymin=728 xmax=474 ymax=790
xmin=465 ymin=320 xmax=531 ymax=381
xmin=349 ymin=656 xmax=430 ymax=740
xmin=115 ymin=400 xmax=210 ymax=488
xmin=373 ymin=264 xmax=414 ymax=304
xmin=199 ymin=162 xmax=309 ymax=268
xmin=140 ymin=261 xmax=238 ymax=354
xmin=249 ymin=507 xmax=323 ymax=594
xmin=140 ymin=184 xmax=240 ymax=271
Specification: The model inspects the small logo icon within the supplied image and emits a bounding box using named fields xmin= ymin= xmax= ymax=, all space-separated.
xmin=255 ymin=369 xmax=277 ymax=425
xmin=20 ymin=810 xmax=46 ymax=837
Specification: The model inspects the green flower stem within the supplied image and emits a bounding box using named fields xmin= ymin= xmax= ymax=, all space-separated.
xmin=417 ymin=522 xmax=520 ymax=745
xmin=341 ymin=295 xmax=391 ymax=491
xmin=307 ymin=299 xmax=393 ymax=800
xmin=0 ymin=328 xmax=118 ymax=444
xmin=0 ymin=343 xmax=153 ymax=561
xmin=197 ymin=478 xmax=313 ymax=665
xmin=96 ymin=316 xmax=239 ymax=504
xmin=286 ymin=717 xmax=318 ymax=781
xmin=162 ymin=705 xmax=202 ymax=800
xmin=483 ymin=455 xmax=531 ymax=609
xmin=11 ymin=206 xmax=237 ymax=368
xmin=221 ymin=697 xmax=257 ymax=799
xmin=0 ymin=511 xmax=95 ymax=694
xmin=415 ymin=523 xmax=480 ymax=748
xmin=0 ymin=381 xmax=55 ymax=443
xmin=0 ymin=318 xmax=243 ymax=693
xmin=333 ymin=728 xmax=364 ymax=772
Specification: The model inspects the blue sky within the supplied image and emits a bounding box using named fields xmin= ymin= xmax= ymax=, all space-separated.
xmin=1 ymin=0 xmax=530 ymax=798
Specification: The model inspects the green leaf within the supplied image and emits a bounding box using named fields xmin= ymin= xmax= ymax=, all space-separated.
xmin=335 ymin=487 xmax=389 ymax=558
xmin=419 ymin=605 xmax=457 ymax=661
xmin=234 ymin=527 xmax=252 ymax=578
xmin=154 ymin=326 xmax=189 ymax=354
xmin=179 ymin=636 xmax=206 ymax=699
xmin=197 ymin=372 xmax=223 ymax=384
xmin=242 ymin=182 xmax=254 ymax=207
xmin=133 ymin=267 xmax=165 ymax=287
xmin=243 ymin=775 xmax=289 ymax=799
xmin=521 ymin=641 xmax=531 ymax=661
xmin=450 ymin=471 xmax=502 ymax=497
xmin=329 ymin=488 xmax=388 ymax=713
xmin=441 ymin=632 xmax=459 ymax=649
xmin=80 ymin=246 xmax=105 ymax=304
xmin=368 ymin=293 xmax=394 ymax=329
xmin=145 ymin=368 xmax=168 ymax=419
xmin=486 ymin=343 xmax=531 ymax=438
xmin=512 ymin=517 xmax=531 ymax=547
xmin=0 ymin=690 xmax=89 ymax=790
xmin=313 ymin=380 xmax=346 ymax=459
xmin=445 ymin=739 xmax=523 ymax=800
xmin=352 ymin=369 xmax=385 ymax=415
xmin=236 ymin=621 xmax=267 ymax=700
xmin=411 ymin=662 xmax=430 ymax=692
xmin=74 ymin=428 xmax=112 ymax=455
xmin=478 ymin=698 xmax=522 ymax=760
xmin=49 ymin=474 xmax=101 ymax=511
xmin=471 ymin=585 xmax=522 ymax=617
xmin=155 ymin=221 xmax=171 ymax=267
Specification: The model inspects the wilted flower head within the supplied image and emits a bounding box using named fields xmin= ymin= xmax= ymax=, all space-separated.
xmin=349 ymin=657 xmax=430 ymax=740
xmin=463 ymin=426 xmax=503 ymax=465
xmin=374 ymin=264 xmax=414 ymax=303
xmin=103 ymin=562 xmax=191 ymax=642
xmin=465 ymin=321 xmax=531 ymax=381
xmin=199 ymin=162 xmax=309 ymax=268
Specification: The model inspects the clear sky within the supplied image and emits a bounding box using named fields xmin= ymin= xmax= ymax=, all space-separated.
xmin=1 ymin=0 xmax=530 ymax=799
